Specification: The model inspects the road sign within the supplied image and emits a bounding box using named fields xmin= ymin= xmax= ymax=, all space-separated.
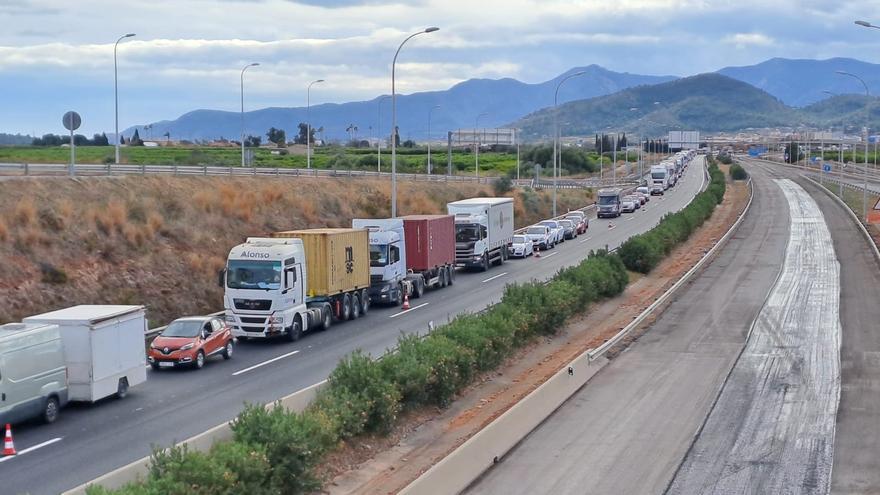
xmin=62 ymin=111 xmax=81 ymax=131
xmin=823 ymin=163 xmax=832 ymax=173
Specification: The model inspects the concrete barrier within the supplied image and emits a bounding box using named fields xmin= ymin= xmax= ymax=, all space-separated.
xmin=401 ymin=165 xmax=754 ymax=494
xmin=62 ymin=380 xmax=328 ymax=494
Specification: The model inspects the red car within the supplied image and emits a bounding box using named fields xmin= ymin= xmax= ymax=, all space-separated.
xmin=149 ymin=316 xmax=234 ymax=370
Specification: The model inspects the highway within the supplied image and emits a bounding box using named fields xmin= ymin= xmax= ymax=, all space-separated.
xmin=0 ymin=159 xmax=706 ymax=494
xmin=467 ymin=158 xmax=880 ymax=495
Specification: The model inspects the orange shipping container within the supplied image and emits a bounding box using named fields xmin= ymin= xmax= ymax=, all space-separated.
xmin=270 ymin=228 xmax=370 ymax=297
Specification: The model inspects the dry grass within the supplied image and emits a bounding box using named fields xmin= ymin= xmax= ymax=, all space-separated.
xmin=0 ymin=176 xmax=594 ymax=326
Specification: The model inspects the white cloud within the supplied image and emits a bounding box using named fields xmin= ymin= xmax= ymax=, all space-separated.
xmin=723 ymin=33 xmax=775 ymax=47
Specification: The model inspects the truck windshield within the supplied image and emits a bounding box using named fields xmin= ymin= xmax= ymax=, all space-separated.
xmin=651 ymin=172 xmax=666 ymax=179
xmin=598 ymin=195 xmax=618 ymax=206
xmin=226 ymin=260 xmax=282 ymax=290
xmin=456 ymin=224 xmax=484 ymax=242
xmin=162 ymin=320 xmax=203 ymax=338
xmin=370 ymin=244 xmax=389 ymax=267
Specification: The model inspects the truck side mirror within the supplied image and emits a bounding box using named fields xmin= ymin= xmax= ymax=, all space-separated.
xmin=218 ymin=268 xmax=226 ymax=288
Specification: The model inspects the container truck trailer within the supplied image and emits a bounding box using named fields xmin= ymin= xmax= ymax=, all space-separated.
xmin=447 ymin=197 xmax=514 ymax=271
xmin=353 ymin=215 xmax=456 ymax=305
xmin=222 ymin=228 xmax=370 ymax=341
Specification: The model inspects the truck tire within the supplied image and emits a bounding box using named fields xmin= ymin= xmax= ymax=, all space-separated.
xmin=286 ymin=318 xmax=302 ymax=342
xmin=43 ymin=396 xmax=60 ymax=424
xmin=341 ymin=293 xmax=352 ymax=321
xmin=396 ymin=284 xmax=404 ymax=306
xmin=413 ymin=279 xmax=424 ymax=299
xmin=321 ymin=304 xmax=333 ymax=330
xmin=481 ymin=254 xmax=490 ymax=272
xmin=446 ymin=265 xmax=455 ymax=285
xmin=359 ymin=289 xmax=370 ymax=315
xmin=116 ymin=377 xmax=129 ymax=398
xmin=440 ymin=268 xmax=448 ymax=288
xmin=351 ymin=293 xmax=361 ymax=319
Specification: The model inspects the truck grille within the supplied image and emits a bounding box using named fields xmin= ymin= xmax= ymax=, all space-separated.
xmin=233 ymin=299 xmax=271 ymax=311
xmin=241 ymin=326 xmax=266 ymax=333
xmin=240 ymin=317 xmax=266 ymax=324
xmin=370 ymin=274 xmax=385 ymax=285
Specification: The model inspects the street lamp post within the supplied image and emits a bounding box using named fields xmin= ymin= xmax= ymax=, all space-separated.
xmin=475 ymin=112 xmax=488 ymax=179
xmin=515 ymin=128 xmax=521 ymax=181
xmin=836 ymin=68 xmax=871 ymax=220
xmin=427 ymin=105 xmax=440 ymax=174
xmin=391 ymin=27 xmax=439 ymax=218
xmin=552 ymin=70 xmax=586 ymax=217
xmin=240 ymin=62 xmax=259 ymax=167
xmin=114 ymin=33 xmax=135 ymax=165
xmin=306 ymin=79 xmax=324 ymax=169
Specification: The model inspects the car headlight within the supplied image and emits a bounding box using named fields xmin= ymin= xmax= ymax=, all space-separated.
xmin=180 ymin=343 xmax=195 ymax=351
xmin=149 ymin=343 xmax=157 ymax=349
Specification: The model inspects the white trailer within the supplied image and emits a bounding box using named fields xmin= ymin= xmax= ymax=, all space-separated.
xmin=24 ymin=305 xmax=148 ymax=401
xmin=447 ymin=197 xmax=514 ymax=271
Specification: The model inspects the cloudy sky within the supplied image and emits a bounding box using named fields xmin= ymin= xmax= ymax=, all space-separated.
xmin=1 ymin=0 xmax=878 ymax=136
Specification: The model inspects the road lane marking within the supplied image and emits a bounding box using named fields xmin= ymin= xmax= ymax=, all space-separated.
xmin=579 ymin=236 xmax=593 ymax=244
xmin=626 ymin=216 xmax=635 ymax=221
xmin=541 ymin=252 xmax=559 ymax=259
xmin=481 ymin=272 xmax=508 ymax=283
xmin=389 ymin=302 xmax=429 ymax=319
xmin=232 ymin=350 xmax=300 ymax=376
xmin=0 ymin=437 xmax=62 ymax=463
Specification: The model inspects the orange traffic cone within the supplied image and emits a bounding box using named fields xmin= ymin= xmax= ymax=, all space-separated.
xmin=608 ymin=222 xmax=613 ymax=229
xmin=402 ymin=293 xmax=410 ymax=310
xmin=534 ymin=245 xmax=541 ymax=258
xmin=3 ymin=424 xmax=15 ymax=456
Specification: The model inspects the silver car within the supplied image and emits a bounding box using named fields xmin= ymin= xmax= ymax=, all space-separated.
xmin=538 ymin=220 xmax=565 ymax=244
xmin=508 ymin=235 xmax=534 ymax=258
xmin=621 ymin=197 xmax=638 ymax=213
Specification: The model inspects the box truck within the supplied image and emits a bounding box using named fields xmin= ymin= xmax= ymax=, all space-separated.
xmin=650 ymin=165 xmax=669 ymax=195
xmin=596 ymin=188 xmax=623 ymax=218
xmin=353 ymin=214 xmax=456 ymax=305
xmin=447 ymin=197 xmax=514 ymax=271
xmin=24 ymin=305 xmax=147 ymax=401
xmin=222 ymin=228 xmax=371 ymax=341
xmin=0 ymin=323 xmax=68 ymax=425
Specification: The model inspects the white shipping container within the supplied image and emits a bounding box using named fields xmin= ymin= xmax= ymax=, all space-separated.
xmin=24 ymin=305 xmax=147 ymax=402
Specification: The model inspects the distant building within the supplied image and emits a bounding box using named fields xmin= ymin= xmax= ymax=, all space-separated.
xmin=668 ymin=130 xmax=700 ymax=150
xmin=450 ymin=128 xmax=517 ymax=147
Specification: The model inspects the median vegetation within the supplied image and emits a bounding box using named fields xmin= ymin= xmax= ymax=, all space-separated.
xmin=617 ymin=162 xmax=726 ymax=274
xmin=90 ymin=163 xmax=728 ymax=495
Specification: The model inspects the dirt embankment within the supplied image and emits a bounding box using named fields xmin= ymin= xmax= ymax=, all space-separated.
xmin=323 ymin=174 xmax=751 ymax=494
xmin=0 ymin=176 xmax=592 ymax=325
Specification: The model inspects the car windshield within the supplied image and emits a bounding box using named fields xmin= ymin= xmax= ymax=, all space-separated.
xmin=456 ymin=224 xmax=482 ymax=242
xmin=559 ymin=220 xmax=572 ymax=228
xmin=512 ymin=235 xmax=527 ymax=244
xmin=162 ymin=320 xmax=203 ymax=338
xmin=539 ymin=221 xmax=557 ymax=229
xmin=526 ymin=227 xmax=546 ymax=235
xmin=370 ymin=244 xmax=389 ymax=267
xmin=651 ymin=172 xmax=666 ymax=179
xmin=227 ymin=260 xmax=282 ymax=290
xmin=598 ymin=195 xmax=618 ymax=206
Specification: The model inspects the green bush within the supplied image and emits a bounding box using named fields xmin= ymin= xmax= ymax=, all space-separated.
xmin=730 ymin=163 xmax=748 ymax=180
xmin=493 ymin=176 xmax=513 ymax=195
xmin=325 ymin=351 xmax=402 ymax=433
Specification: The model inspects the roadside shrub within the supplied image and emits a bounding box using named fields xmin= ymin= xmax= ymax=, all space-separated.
xmin=730 ymin=163 xmax=748 ymax=180
xmin=493 ymin=176 xmax=513 ymax=195
xmin=39 ymin=262 xmax=68 ymax=284
xmin=326 ymin=351 xmax=402 ymax=433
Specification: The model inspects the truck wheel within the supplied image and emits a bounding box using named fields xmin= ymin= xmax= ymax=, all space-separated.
xmin=447 ymin=266 xmax=455 ymax=285
xmin=413 ymin=280 xmax=424 ymax=299
xmin=341 ymin=293 xmax=352 ymax=321
xmin=359 ymin=290 xmax=370 ymax=315
xmin=396 ymin=284 xmax=404 ymax=306
xmin=43 ymin=396 xmax=60 ymax=424
xmin=351 ymin=293 xmax=361 ymax=319
xmin=321 ymin=305 xmax=333 ymax=330
xmin=116 ymin=377 xmax=130 ymax=398
xmin=440 ymin=269 xmax=448 ymax=288
xmin=481 ymin=254 xmax=490 ymax=272
xmin=286 ymin=318 xmax=302 ymax=341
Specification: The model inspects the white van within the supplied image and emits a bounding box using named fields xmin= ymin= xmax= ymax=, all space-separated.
xmin=24 ymin=305 xmax=147 ymax=401
xmin=0 ymin=323 xmax=69 ymax=425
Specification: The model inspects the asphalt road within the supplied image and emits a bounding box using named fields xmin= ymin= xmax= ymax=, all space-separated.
xmin=0 ymin=160 xmax=707 ymax=494
xmin=466 ymin=159 xmax=790 ymax=495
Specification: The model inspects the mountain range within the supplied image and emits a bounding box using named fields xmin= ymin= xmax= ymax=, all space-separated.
xmin=127 ymin=57 xmax=880 ymax=142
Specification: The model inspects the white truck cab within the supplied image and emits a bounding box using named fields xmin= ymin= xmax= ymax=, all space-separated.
xmin=352 ymin=218 xmax=408 ymax=305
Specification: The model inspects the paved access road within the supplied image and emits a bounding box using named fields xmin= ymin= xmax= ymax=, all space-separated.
xmin=467 ymin=159 xmax=790 ymax=495
xmin=0 ymin=160 xmax=707 ymax=495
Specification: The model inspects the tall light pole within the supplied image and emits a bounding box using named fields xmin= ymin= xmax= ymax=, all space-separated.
xmin=114 ymin=33 xmax=135 ymax=165
xmin=391 ymin=26 xmax=439 ymax=218
xmin=306 ymin=79 xmax=324 ymax=169
xmin=377 ymin=95 xmax=390 ymax=172
xmin=475 ymin=112 xmax=488 ymax=179
xmin=837 ymin=68 xmax=871 ymax=220
xmin=552 ymin=70 xmax=586 ymax=217
xmin=515 ymin=128 xmax=521 ymax=181
xmin=240 ymin=62 xmax=259 ymax=167
xmin=427 ymin=104 xmax=440 ymax=174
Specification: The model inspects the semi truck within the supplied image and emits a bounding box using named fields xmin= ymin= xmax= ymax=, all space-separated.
xmin=352 ymin=214 xmax=456 ymax=306
xmin=596 ymin=188 xmax=622 ymax=218
xmin=222 ymin=228 xmax=370 ymax=341
xmin=650 ymin=165 xmax=669 ymax=195
xmin=447 ymin=197 xmax=514 ymax=271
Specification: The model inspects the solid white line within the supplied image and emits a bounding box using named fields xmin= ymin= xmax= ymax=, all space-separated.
xmin=232 ymin=350 xmax=300 ymax=376
xmin=389 ymin=302 xmax=429 ymax=319
xmin=579 ymin=236 xmax=593 ymax=244
xmin=541 ymin=252 xmax=559 ymax=259
xmin=481 ymin=272 xmax=508 ymax=283
xmin=0 ymin=437 xmax=62 ymax=463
